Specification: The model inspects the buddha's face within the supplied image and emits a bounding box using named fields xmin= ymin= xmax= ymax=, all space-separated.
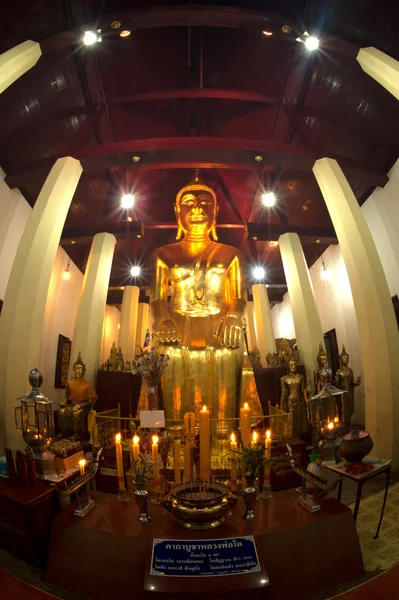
xmin=319 ymin=354 xmax=328 ymax=368
xmin=341 ymin=354 xmax=349 ymax=367
xmin=176 ymin=190 xmax=216 ymax=236
xmin=287 ymin=359 xmax=297 ymax=374
xmin=74 ymin=364 xmax=84 ymax=378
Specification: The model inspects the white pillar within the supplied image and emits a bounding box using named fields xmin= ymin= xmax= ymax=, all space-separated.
xmin=244 ymin=300 xmax=256 ymax=351
xmin=279 ymin=233 xmax=324 ymax=377
xmin=252 ymin=284 xmax=276 ymax=366
xmin=357 ymin=47 xmax=399 ymax=102
xmin=136 ymin=302 xmax=150 ymax=350
xmin=313 ymin=157 xmax=399 ymax=464
xmin=0 ymin=40 xmax=42 ymax=95
xmin=72 ymin=233 xmax=116 ymax=385
xmin=0 ymin=157 xmax=82 ymax=449
xmin=118 ymin=286 xmax=140 ymax=361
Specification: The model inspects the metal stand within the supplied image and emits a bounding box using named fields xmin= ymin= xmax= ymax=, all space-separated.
xmin=73 ymin=483 xmax=95 ymax=517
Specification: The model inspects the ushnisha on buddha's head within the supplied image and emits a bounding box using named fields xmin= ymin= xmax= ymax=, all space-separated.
xmin=73 ymin=352 xmax=86 ymax=379
xmin=174 ymin=170 xmax=219 ymax=241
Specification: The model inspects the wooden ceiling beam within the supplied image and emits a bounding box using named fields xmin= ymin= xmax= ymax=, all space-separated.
xmin=247 ymin=222 xmax=337 ymax=245
xmin=5 ymin=137 xmax=388 ymax=188
xmin=108 ymin=89 xmax=279 ymax=106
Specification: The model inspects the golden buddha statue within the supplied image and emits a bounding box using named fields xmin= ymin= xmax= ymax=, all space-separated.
xmin=58 ymin=352 xmax=98 ymax=440
xmin=150 ymin=171 xmax=262 ymax=420
xmin=313 ymin=343 xmax=332 ymax=393
xmin=335 ymin=345 xmax=361 ymax=431
xmin=280 ymin=358 xmax=310 ymax=439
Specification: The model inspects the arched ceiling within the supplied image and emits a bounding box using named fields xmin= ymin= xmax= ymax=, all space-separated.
xmin=2 ymin=0 xmax=399 ymax=305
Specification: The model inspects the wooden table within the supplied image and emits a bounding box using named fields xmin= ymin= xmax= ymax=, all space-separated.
xmin=47 ymin=488 xmax=364 ymax=600
xmin=326 ymin=457 xmax=392 ymax=539
xmin=0 ymin=478 xmax=59 ymax=566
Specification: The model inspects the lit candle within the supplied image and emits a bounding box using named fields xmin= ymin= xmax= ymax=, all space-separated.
xmin=265 ymin=429 xmax=272 ymax=459
xmin=79 ymin=458 xmax=86 ymax=476
xmin=132 ymin=434 xmax=140 ymax=464
xmin=334 ymin=417 xmax=339 ymax=424
xmin=240 ymin=402 xmax=252 ymax=446
xmin=115 ymin=433 xmax=126 ymax=492
xmin=152 ymin=434 xmax=160 ymax=493
xmin=199 ymin=405 xmax=211 ymax=481
xmin=327 ymin=421 xmax=334 ymax=431
xmin=173 ymin=442 xmax=181 ymax=484
xmin=230 ymin=432 xmax=238 ymax=492
xmin=251 ymin=430 xmax=258 ymax=447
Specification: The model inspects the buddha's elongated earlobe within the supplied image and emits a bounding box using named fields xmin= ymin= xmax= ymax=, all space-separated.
xmin=174 ymin=204 xmax=183 ymax=240
xmin=210 ymin=224 xmax=218 ymax=241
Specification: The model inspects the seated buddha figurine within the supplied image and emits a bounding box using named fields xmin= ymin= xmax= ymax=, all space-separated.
xmin=280 ymin=358 xmax=311 ymax=439
xmin=335 ymin=345 xmax=361 ymax=431
xmin=150 ymin=171 xmax=262 ymax=421
xmin=58 ymin=352 xmax=98 ymax=440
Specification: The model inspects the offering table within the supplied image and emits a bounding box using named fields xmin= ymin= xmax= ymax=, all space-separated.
xmin=47 ymin=488 xmax=363 ymax=600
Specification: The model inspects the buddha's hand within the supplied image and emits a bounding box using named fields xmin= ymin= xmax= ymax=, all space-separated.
xmin=213 ymin=315 xmax=242 ymax=349
xmin=153 ymin=318 xmax=181 ymax=345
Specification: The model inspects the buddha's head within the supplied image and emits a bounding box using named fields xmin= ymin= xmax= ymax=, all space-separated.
xmin=287 ymin=358 xmax=297 ymax=374
xmin=317 ymin=343 xmax=328 ymax=368
xmin=339 ymin=345 xmax=349 ymax=367
xmin=73 ymin=351 xmax=86 ymax=379
xmin=175 ymin=170 xmax=218 ymax=240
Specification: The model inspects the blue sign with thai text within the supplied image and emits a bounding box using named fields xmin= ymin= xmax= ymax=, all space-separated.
xmin=150 ymin=536 xmax=260 ymax=577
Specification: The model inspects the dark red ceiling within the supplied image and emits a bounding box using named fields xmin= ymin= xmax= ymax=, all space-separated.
xmin=2 ymin=1 xmax=399 ymax=304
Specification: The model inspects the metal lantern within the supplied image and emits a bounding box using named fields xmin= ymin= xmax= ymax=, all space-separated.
xmin=15 ymin=368 xmax=55 ymax=477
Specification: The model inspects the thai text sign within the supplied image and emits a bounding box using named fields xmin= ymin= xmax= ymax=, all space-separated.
xmin=151 ymin=536 xmax=260 ymax=577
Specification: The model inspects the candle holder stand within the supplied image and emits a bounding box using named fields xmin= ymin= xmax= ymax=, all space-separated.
xmin=58 ymin=449 xmax=102 ymax=518
xmin=74 ymin=483 xmax=95 ymax=517
xmin=135 ymin=487 xmax=151 ymax=522
xmin=243 ymin=483 xmax=257 ymax=520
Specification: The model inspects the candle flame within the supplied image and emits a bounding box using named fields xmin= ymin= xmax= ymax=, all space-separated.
xmin=327 ymin=422 xmax=334 ymax=430
xmin=244 ymin=402 xmax=249 ymax=410
xmin=202 ymin=404 xmax=207 ymax=412
xmin=230 ymin=432 xmax=236 ymax=443
xmin=266 ymin=429 xmax=271 ymax=439
xmin=79 ymin=459 xmax=86 ymax=467
xmin=115 ymin=433 xmax=121 ymax=442
xmin=252 ymin=430 xmax=258 ymax=442
xmin=334 ymin=417 xmax=339 ymax=423
xmin=133 ymin=435 xmax=140 ymax=445
xmin=152 ymin=435 xmax=159 ymax=444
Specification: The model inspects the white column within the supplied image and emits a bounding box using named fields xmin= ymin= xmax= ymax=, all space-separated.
xmin=244 ymin=300 xmax=256 ymax=351
xmin=279 ymin=233 xmax=324 ymax=376
xmin=313 ymin=157 xmax=399 ymax=464
xmin=357 ymin=47 xmax=399 ymax=101
xmin=72 ymin=233 xmax=116 ymax=385
xmin=252 ymin=284 xmax=276 ymax=366
xmin=118 ymin=286 xmax=140 ymax=361
xmin=0 ymin=40 xmax=42 ymax=95
xmin=0 ymin=157 xmax=82 ymax=449
xmin=136 ymin=302 xmax=150 ymax=350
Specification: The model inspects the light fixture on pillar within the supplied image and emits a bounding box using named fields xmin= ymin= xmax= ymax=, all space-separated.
xmin=121 ymin=193 xmax=135 ymax=209
xmin=130 ymin=265 xmax=141 ymax=277
xmin=261 ymin=191 xmax=276 ymax=207
xmin=82 ymin=30 xmax=102 ymax=46
xmin=321 ymin=257 xmax=330 ymax=281
xmin=253 ymin=266 xmax=266 ymax=281
xmin=63 ymin=260 xmax=71 ymax=280
xmin=296 ymin=31 xmax=320 ymax=51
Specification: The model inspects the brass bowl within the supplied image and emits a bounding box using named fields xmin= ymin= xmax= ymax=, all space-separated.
xmin=161 ymin=481 xmax=237 ymax=530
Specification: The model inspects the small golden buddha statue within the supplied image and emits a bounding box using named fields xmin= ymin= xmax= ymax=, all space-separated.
xmin=150 ymin=171 xmax=262 ymax=420
xmin=313 ymin=343 xmax=332 ymax=393
xmin=280 ymin=358 xmax=310 ymax=439
xmin=58 ymin=352 xmax=98 ymax=440
xmin=335 ymin=345 xmax=361 ymax=431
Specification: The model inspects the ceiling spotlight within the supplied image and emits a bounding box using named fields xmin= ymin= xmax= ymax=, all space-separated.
xmin=321 ymin=257 xmax=330 ymax=281
xmin=269 ymin=241 xmax=279 ymax=248
xmin=261 ymin=191 xmax=276 ymax=207
xmin=254 ymin=155 xmax=263 ymax=162
xmin=296 ymin=31 xmax=319 ymax=51
xmin=111 ymin=21 xmax=121 ymax=29
xmin=253 ymin=266 xmax=266 ymax=280
xmin=83 ymin=30 xmax=102 ymax=46
xmin=262 ymin=31 xmax=273 ymax=36
xmin=121 ymin=193 xmax=135 ymax=209
xmin=63 ymin=260 xmax=71 ymax=281
xmin=132 ymin=156 xmax=141 ymax=162
xmin=71 ymin=240 xmax=76 ymax=245
xmin=130 ymin=265 xmax=141 ymax=277
xmin=120 ymin=30 xmax=131 ymax=38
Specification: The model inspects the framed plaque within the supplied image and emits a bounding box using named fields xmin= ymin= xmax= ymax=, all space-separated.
xmin=55 ymin=334 xmax=71 ymax=388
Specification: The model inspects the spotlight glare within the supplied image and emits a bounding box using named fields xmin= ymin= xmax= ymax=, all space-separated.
xmin=321 ymin=267 xmax=330 ymax=281
xmin=121 ymin=193 xmax=135 ymax=209
xmin=130 ymin=265 xmax=141 ymax=277
xmin=262 ymin=31 xmax=273 ymax=36
xmin=120 ymin=30 xmax=131 ymax=38
xmin=83 ymin=31 xmax=100 ymax=46
xmin=253 ymin=266 xmax=266 ymax=280
xmin=304 ymin=36 xmax=319 ymax=51
xmin=261 ymin=191 xmax=276 ymax=207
